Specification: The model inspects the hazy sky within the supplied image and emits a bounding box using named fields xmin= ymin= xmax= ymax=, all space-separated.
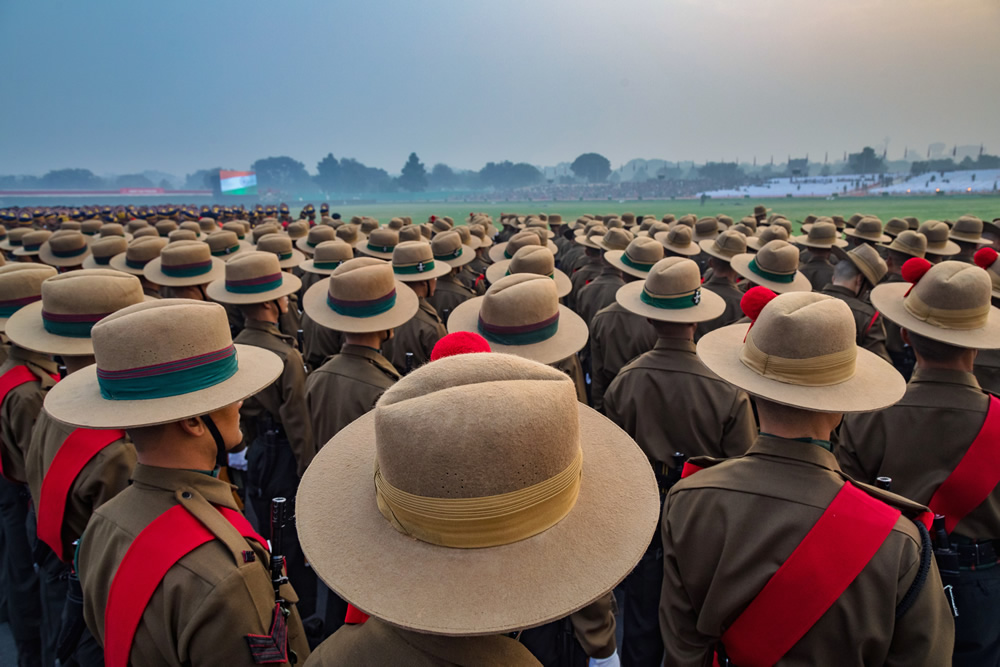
xmin=2 ymin=0 xmax=998 ymax=177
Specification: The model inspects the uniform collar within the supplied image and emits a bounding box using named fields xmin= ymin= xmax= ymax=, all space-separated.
xmin=653 ymin=337 xmax=697 ymax=354
xmin=8 ymin=345 xmax=59 ymax=387
xmin=418 ymin=297 xmax=439 ymax=319
xmin=747 ymin=434 xmax=841 ymax=472
xmin=341 ymin=344 xmax=400 ymax=377
xmin=910 ymin=367 xmax=982 ymax=390
xmin=821 ymin=284 xmax=858 ymax=299
xmin=243 ymin=318 xmax=293 ymax=342
xmin=130 ymin=463 xmax=240 ymax=509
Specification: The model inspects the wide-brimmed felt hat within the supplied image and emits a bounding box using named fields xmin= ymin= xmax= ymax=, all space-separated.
xmin=447 ymin=274 xmax=588 ymax=365
xmin=299 ymin=240 xmax=355 ymax=276
xmin=398 ymin=226 xmax=423 ymax=243
xmin=753 ymin=205 xmax=771 ymax=217
xmin=692 ymin=217 xmax=723 ymax=242
xmin=82 ymin=236 xmax=129 ymax=270
xmin=6 ymin=269 xmax=146 ymax=357
xmin=286 ymin=221 xmax=309 ymax=240
xmin=132 ymin=227 xmax=159 ymax=240
xmin=168 ymin=229 xmax=199 ymax=244
xmin=251 ymin=223 xmax=281 ymax=245
xmin=637 ymin=221 xmax=670 ymax=239
xmin=391 ymin=241 xmax=451 ymax=282
xmin=205 ymin=251 xmax=302 ymax=305
xmin=297 ymin=225 xmax=337 ymax=255
xmin=617 ymin=257 xmax=726 ymax=323
xmin=879 ymin=230 xmax=927 ymax=259
xmin=154 ymin=220 xmax=178 ymax=237
xmin=596 ymin=228 xmax=634 ymax=252
xmin=700 ymin=230 xmax=747 ymax=261
xmin=844 ymin=243 xmax=887 ymax=287
xmin=491 ymin=231 xmax=559 ymax=262
xmin=109 ymin=237 xmax=168 ymax=276
xmin=14 ymin=230 xmax=53 ymax=257
xmin=468 ymin=224 xmax=494 ymax=248
xmin=451 ymin=225 xmax=482 ymax=251
xmin=655 ymin=226 xmax=700 ymax=256
xmin=486 ymin=246 xmax=572 ymax=297
xmin=604 ymin=237 xmax=665 ymax=279
xmin=336 ymin=224 xmax=367 ymax=246
xmin=205 ymin=230 xmax=252 ymax=262
xmin=222 ymin=221 xmax=249 ymax=240
xmin=144 ymin=240 xmax=225 ymax=287
xmin=0 ymin=228 xmax=32 ymax=252
xmin=39 ymin=231 xmax=92 ymax=267
xmin=746 ymin=226 xmax=789 ymax=252
xmin=791 ymin=221 xmax=848 ymax=249
xmin=431 ymin=231 xmax=476 ymax=268
xmin=297 ymin=352 xmax=658 ymax=636
xmin=871 ymin=259 xmax=1000 ymax=349
xmin=98 ymin=223 xmax=131 ymax=241
xmin=843 ymin=217 xmax=891 ymax=244
xmin=697 ymin=290 xmax=905 ymax=412
xmin=256 ymin=234 xmax=305 ymax=269
xmin=43 ymin=299 xmax=283 ymax=429
xmin=357 ymin=228 xmax=400 ymax=260
xmin=950 ymin=216 xmax=992 ymax=246
xmin=79 ymin=219 xmax=102 ymax=238
xmin=975 ymin=248 xmax=1000 ymax=299
xmin=199 ymin=217 xmax=221 ymax=234
xmin=918 ymin=221 xmax=961 ymax=257
xmin=178 ymin=221 xmax=203 ymax=238
xmin=884 ymin=218 xmax=908 ymax=238
xmin=572 ymin=225 xmax=609 ymax=251
xmin=0 ymin=264 xmax=57 ymax=332
xmin=731 ymin=240 xmax=813 ymax=294
xmin=303 ymin=257 xmax=418 ymax=334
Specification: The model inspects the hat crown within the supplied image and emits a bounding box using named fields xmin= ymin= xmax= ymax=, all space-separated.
xmin=168 ymin=229 xmax=198 ymax=243
xmin=848 ymin=243 xmax=887 ymax=283
xmin=601 ymin=228 xmax=633 ymax=250
xmin=330 ymin=257 xmax=396 ymax=303
xmin=160 ymin=240 xmax=209 ymax=266
xmin=80 ymin=220 xmax=102 ymax=234
xmin=60 ymin=221 xmax=82 ymax=231
xmin=750 ymin=292 xmax=856 ymax=361
xmin=41 ymin=269 xmax=143 ymax=317
xmin=508 ymin=231 xmax=544 ymax=254
xmin=100 ymin=223 xmax=126 ymax=237
xmin=892 ymin=230 xmax=928 ymax=255
xmin=646 ymin=222 xmax=670 ymax=236
xmin=7 ymin=228 xmax=31 ymax=243
xmin=252 ymin=224 xmax=279 ymax=243
xmin=665 ymin=225 xmax=693 ymax=247
xmin=807 ymin=221 xmax=838 ymax=241
xmin=854 ymin=218 xmax=884 ymax=236
xmin=432 ymin=230 xmax=463 ymax=254
xmin=314 ymin=240 xmax=354 ymax=262
xmin=645 ymin=257 xmax=701 ymax=296
xmin=399 ymin=226 xmax=423 ymax=243
xmin=453 ymin=226 xmax=472 ymax=244
xmin=713 ymin=230 xmax=748 ymax=255
xmin=393 ymin=240 xmax=434 ymax=266
xmin=952 ymin=216 xmax=984 ymax=237
xmin=509 ymin=246 xmax=555 ymax=275
xmin=286 ymin=222 xmax=308 ymax=239
xmin=258 ymin=234 xmax=294 ymax=255
xmin=367 ymin=228 xmax=399 ymax=249
xmin=885 ymin=218 xmax=908 ymax=235
xmin=307 ymin=226 xmax=336 ymax=244
xmin=755 ymin=240 xmax=799 ymax=274
xmin=207 ymin=230 xmax=240 ymax=252
xmin=91 ymin=236 xmax=128 ymax=258
xmin=225 ymin=251 xmax=282 ymax=283
xmin=179 ymin=222 xmax=201 ymax=234
xmin=757 ymin=227 xmax=788 ymax=245
xmin=480 ymin=274 xmax=559 ymax=329
xmin=626 ymin=237 xmax=665 ymax=264
xmin=48 ymin=231 xmax=87 ymax=252
xmin=695 ymin=218 xmax=719 ymax=235
xmin=155 ymin=220 xmax=178 ymax=235
xmin=919 ymin=220 xmax=949 ymax=243
xmin=336 ymin=225 xmax=361 ymax=243
xmin=0 ymin=265 xmax=57 ymax=301
xmin=23 ymin=230 xmax=53 ymax=246
xmin=908 ymin=260 xmax=992 ymax=316
xmin=360 ymin=219 xmax=379 ymax=233
xmin=222 ymin=222 xmax=247 ymax=236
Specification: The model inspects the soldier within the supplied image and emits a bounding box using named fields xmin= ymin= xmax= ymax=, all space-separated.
xmin=949 ymin=215 xmax=992 ymax=264
xmin=843 ymin=216 xmax=891 ymax=249
xmin=8 ymin=270 xmax=143 ymax=665
xmin=838 ymin=258 xmax=1000 ymax=666
xmin=37 ymin=231 xmax=92 ymax=272
xmin=919 ymin=220 xmax=961 ymax=264
xmin=663 ymin=287 xmax=954 ymax=665
xmin=458 ymin=224 xmax=493 ymax=294
xmin=695 ymin=230 xmax=747 ymax=340
xmin=426 ymin=231 xmax=476 ymax=321
xmin=752 ymin=204 xmax=770 ymax=225
xmin=567 ymin=227 xmax=608 ymax=310
xmin=820 ymin=244 xmax=891 ymax=362
xmin=109 ymin=236 xmax=168 ymax=298
xmin=297 ymin=241 xmax=354 ymax=371
xmin=142 ymin=239 xmax=225 ymax=301
xmin=731 ymin=239 xmax=813 ymax=295
xmin=604 ymin=257 xmax=756 ymax=666
xmin=575 ymin=229 xmax=632 ymax=328
xmin=791 ymin=221 xmax=848 ymax=290
xmin=654 ymin=225 xmax=701 ymax=262
xmin=297 ymin=352 xmax=659 ymax=666
xmin=877 ymin=231 xmax=928 ymax=379
xmin=255 ymin=234 xmax=307 ymax=345
xmin=381 ymin=241 xmax=451 ymax=374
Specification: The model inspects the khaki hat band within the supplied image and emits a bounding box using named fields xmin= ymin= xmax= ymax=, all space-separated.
xmin=42 ymin=310 xmax=109 ymax=337
xmin=903 ymin=292 xmax=989 ymax=330
xmin=394 ymin=260 xmax=437 ymax=275
xmin=0 ymin=294 xmax=40 ymax=317
xmin=739 ymin=332 xmax=856 ymax=386
xmin=640 ymin=287 xmax=702 ymax=310
xmin=374 ymin=448 xmax=582 ymax=549
xmin=97 ymin=345 xmax=238 ymax=400
xmin=748 ymin=257 xmax=795 ymax=283
xmin=478 ymin=312 xmax=559 ymax=345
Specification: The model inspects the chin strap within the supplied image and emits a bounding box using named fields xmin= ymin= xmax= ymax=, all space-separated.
xmin=200 ymin=414 xmax=228 ymax=470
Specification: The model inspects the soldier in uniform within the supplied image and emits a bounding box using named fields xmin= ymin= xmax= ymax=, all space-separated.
xmin=843 ymin=216 xmax=891 ymax=249
xmin=877 ymin=231 xmax=928 ymax=379
xmin=566 ymin=227 xmax=607 ymax=310
xmin=255 ymin=234 xmax=307 ymax=344
xmin=838 ymin=258 xmax=1000 ymax=666
xmin=603 ymin=257 xmax=756 ymax=666
xmin=575 ymin=229 xmax=632 ymax=328
xmin=42 ymin=299 xmax=310 ymax=665
xmin=297 ymin=241 xmax=353 ymax=371
xmin=948 ymin=216 xmax=992 ymax=264
xmin=109 ymin=236 xmax=168 ymax=299
xmin=296 ymin=352 xmax=660 ymax=666
xmin=919 ymin=220 xmax=961 ymax=264
xmin=426 ymin=231 xmax=476 ymax=321
xmin=663 ymin=288 xmax=954 ymax=665
xmin=820 ymin=244 xmax=891 ymax=362
xmin=381 ymin=241 xmax=451 ymax=374
xmin=8 ymin=270 xmax=143 ymax=665
xmin=142 ymin=239 xmax=225 ymax=301
xmin=37 ymin=231 xmax=92 ymax=272
xmin=695 ymin=230 xmax=747 ymax=340
xmin=792 ymin=221 xmax=848 ymax=290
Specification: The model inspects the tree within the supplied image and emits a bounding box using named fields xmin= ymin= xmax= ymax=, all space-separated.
xmin=184 ymin=168 xmax=223 ymax=190
xmin=338 ymin=158 xmax=393 ymax=193
xmin=844 ymin=147 xmax=885 ymax=175
xmin=397 ymin=152 xmax=428 ymax=192
xmin=478 ymin=161 xmax=543 ymax=189
xmin=570 ymin=153 xmax=611 ymax=183
xmin=251 ymin=156 xmax=312 ymax=193
xmin=429 ymin=163 xmax=457 ymax=189
xmin=115 ymin=174 xmax=156 ymax=189
xmin=40 ymin=168 xmax=104 ymax=189
xmin=314 ymin=153 xmax=341 ymax=192
xmin=697 ymin=162 xmax=744 ymax=187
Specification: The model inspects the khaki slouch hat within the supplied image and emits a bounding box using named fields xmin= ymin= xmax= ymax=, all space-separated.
xmin=0 ymin=264 xmax=58 ymax=332
xmin=617 ymin=257 xmax=726 ymax=323
xmin=302 ymin=257 xmax=418 ymax=333
xmin=205 ymin=251 xmax=302 ymax=305
xmin=730 ymin=240 xmax=812 ymax=293
xmin=486 ymin=246 xmax=571 ymax=296
xmin=603 ymin=237 xmax=666 ymax=279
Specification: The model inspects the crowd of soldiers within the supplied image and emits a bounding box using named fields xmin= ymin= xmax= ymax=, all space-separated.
xmin=0 ymin=199 xmax=997 ymax=666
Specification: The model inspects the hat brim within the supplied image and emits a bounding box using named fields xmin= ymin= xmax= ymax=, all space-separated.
xmin=790 ymin=235 xmax=849 ymax=249
xmin=13 ymin=247 xmax=42 ymax=257
xmin=297 ymin=397 xmax=659 ymax=636
xmin=5 ymin=298 xmax=156 ymax=356
xmin=296 ymin=238 xmax=331 ymax=255
xmin=204 ymin=271 xmax=302 ymax=305
xmin=485 ymin=261 xmax=571 ymax=297
xmin=107 ymin=253 xmax=147 ymax=276
xmin=42 ymin=343 xmax=283 ymax=429
xmin=447 ymin=299 xmax=588 ymax=364
xmin=949 ymin=233 xmax=992 ymax=246
xmin=393 ymin=260 xmax=452 ymax=282
xmin=0 ymin=240 xmax=24 ymax=252
xmin=696 ymin=323 xmax=906 ymax=413
xmin=301 ymin=278 xmax=419 ymax=334
xmin=876 ymin=242 xmax=925 ymax=259
xmin=652 ymin=232 xmax=701 ymax=256
xmin=38 ymin=245 xmax=92 ymax=267
xmin=81 ymin=257 xmax=118 ymax=270
xmin=436 ymin=245 xmax=477 ymax=269
xmin=355 ymin=241 xmax=396 ymax=260
xmin=615 ymin=281 xmax=726 ymax=323
xmin=297 ymin=259 xmax=348 ymax=276
xmin=697 ymin=239 xmax=741 ymax=262
xmin=924 ymin=241 xmax=962 ymax=257
xmin=212 ymin=240 xmax=254 ymax=262
xmin=843 ymin=230 xmax=892 ymax=244
xmin=572 ymin=237 xmax=602 ymax=250
xmin=603 ymin=251 xmax=655 ymax=279
xmin=730 ymin=253 xmax=813 ymax=294
xmin=489 ymin=241 xmax=558 ymax=263
xmin=871 ymin=283 xmax=1000 ymax=349
xmin=144 ymin=257 xmax=226 ymax=287
xmin=274 ymin=249 xmax=306 ymax=269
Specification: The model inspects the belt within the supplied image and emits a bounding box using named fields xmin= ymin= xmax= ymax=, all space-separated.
xmin=955 ymin=540 xmax=998 ymax=570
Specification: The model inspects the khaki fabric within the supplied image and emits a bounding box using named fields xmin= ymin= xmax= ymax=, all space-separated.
xmin=300 ymin=310 xmax=342 ymax=372
xmin=459 ymin=257 xmax=489 ymax=295
xmin=567 ymin=262 xmax=603 ymax=310
xmin=575 ymin=269 xmax=624 ymax=328
xmin=589 ymin=303 xmax=657 ymax=413
xmin=279 ymin=292 xmax=302 ymax=349
xmin=234 ymin=320 xmax=315 ymax=476
xmin=839 ymin=368 xmax=998 ymax=540
xmin=570 ymin=592 xmax=617 ymax=659
xmin=880 ymin=272 xmax=908 ymax=363
xmin=798 ymin=252 xmax=833 ymax=291
xmin=604 ymin=338 xmax=756 ymax=467
xmin=26 ymin=409 xmax=135 ymax=558
xmin=304 ymin=616 xmax=540 ymax=666
xmin=695 ymin=275 xmax=744 ymax=341
xmin=974 ymin=348 xmax=1000 ymax=397
xmin=550 ymin=355 xmax=587 ymax=403
xmin=382 ymin=298 xmax=447 ymax=375
xmin=305 ymin=344 xmax=399 ymax=449
xmin=427 ymin=272 xmax=475 ymax=320
xmin=820 ymin=284 xmax=891 ymax=363
xmin=0 ymin=346 xmax=58 ymax=483
xmin=79 ymin=465 xmax=309 ymax=666
xmin=661 ymin=436 xmax=955 ymax=666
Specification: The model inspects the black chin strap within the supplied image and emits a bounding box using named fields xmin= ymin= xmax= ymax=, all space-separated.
xmin=200 ymin=414 xmax=228 ymax=470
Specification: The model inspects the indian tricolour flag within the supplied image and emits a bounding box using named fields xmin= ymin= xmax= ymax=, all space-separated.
xmin=220 ymin=170 xmax=258 ymax=195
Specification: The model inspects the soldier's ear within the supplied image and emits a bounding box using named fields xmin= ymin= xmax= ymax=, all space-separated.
xmin=178 ymin=416 xmax=207 ymax=439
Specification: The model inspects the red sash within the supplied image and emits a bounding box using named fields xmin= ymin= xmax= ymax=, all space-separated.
xmin=36 ymin=428 xmax=125 ymax=562
xmin=929 ymin=395 xmax=1000 ymax=534
xmin=0 ymin=366 xmax=58 ymax=480
xmin=104 ymin=504 xmax=268 ymax=667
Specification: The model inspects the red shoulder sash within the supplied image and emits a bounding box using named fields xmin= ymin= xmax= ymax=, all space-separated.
xmin=929 ymin=394 xmax=1000 ymax=533
xmin=37 ymin=428 xmax=125 ymax=562
xmin=0 ymin=366 xmax=58 ymax=480
xmin=104 ymin=504 xmax=267 ymax=667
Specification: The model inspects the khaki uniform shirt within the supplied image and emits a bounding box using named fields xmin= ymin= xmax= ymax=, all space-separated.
xmin=557 ymin=243 xmax=585 ymax=276
xmin=567 ymin=262 xmax=602 ymax=310
xmin=459 ymin=256 xmax=489 ymax=295
xmin=26 ymin=409 xmax=135 ymax=559
xmin=798 ymin=253 xmax=833 ymax=291
xmin=382 ymin=298 xmax=447 ymax=375
xmin=278 ymin=292 xmax=302 ymax=349
xmin=234 ymin=320 xmax=315 ymax=476
xmin=839 ymin=368 xmax=998 ymax=540
xmin=306 ymin=345 xmax=400 ymax=449
xmin=575 ymin=269 xmax=625 ymax=328
xmin=428 ymin=273 xmax=474 ymax=321
xmin=661 ymin=436 xmax=954 ymax=666
xmin=550 ymin=355 xmax=588 ymax=404
xmin=604 ymin=338 xmax=756 ymax=468
xmin=300 ymin=311 xmax=342 ymax=372
xmin=0 ymin=346 xmax=58 ymax=483
xmin=695 ymin=276 xmax=744 ymax=341
xmin=79 ymin=465 xmax=310 ymax=666
xmin=589 ymin=302 xmax=657 ymax=413
xmin=305 ymin=617 xmax=540 ymax=666
xmin=880 ymin=272 xmax=908 ymax=363
xmin=973 ymin=348 xmax=1000 ymax=397
xmin=819 ymin=284 xmax=891 ymax=362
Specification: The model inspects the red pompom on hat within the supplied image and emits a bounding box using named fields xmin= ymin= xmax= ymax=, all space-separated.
xmin=430 ymin=331 xmax=492 ymax=361
xmin=741 ymin=286 xmax=778 ymax=323
xmin=901 ymin=257 xmax=933 ymax=296
xmin=974 ymin=247 xmax=998 ymax=270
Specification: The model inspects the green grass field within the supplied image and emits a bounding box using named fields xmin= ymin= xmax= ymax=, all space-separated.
xmin=297 ymin=195 xmax=1000 ymax=231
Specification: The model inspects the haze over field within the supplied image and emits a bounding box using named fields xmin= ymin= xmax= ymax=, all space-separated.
xmin=1 ymin=0 xmax=998 ymax=177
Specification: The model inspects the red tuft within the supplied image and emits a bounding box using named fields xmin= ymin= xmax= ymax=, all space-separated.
xmin=430 ymin=332 xmax=492 ymax=361
xmin=741 ymin=286 xmax=778 ymax=323
xmin=974 ymin=247 xmax=998 ymax=270
xmin=429 ymin=215 xmax=437 ymax=222
xmin=344 ymin=604 xmax=369 ymax=625
xmin=901 ymin=257 xmax=933 ymax=284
